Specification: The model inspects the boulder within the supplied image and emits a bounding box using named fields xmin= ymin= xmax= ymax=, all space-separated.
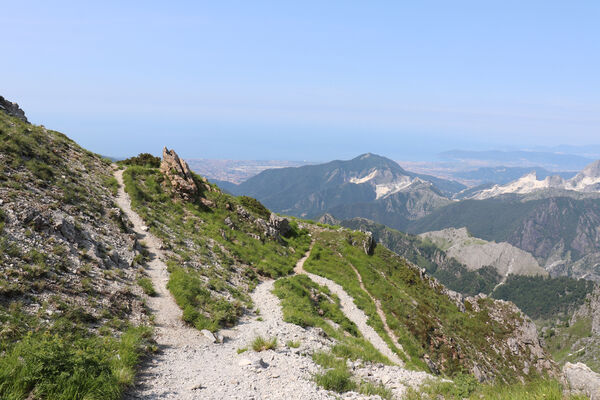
xmin=563 ymin=362 xmax=600 ymax=398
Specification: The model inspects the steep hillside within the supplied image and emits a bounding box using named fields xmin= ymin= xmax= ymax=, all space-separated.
xmin=0 ymin=103 xmax=151 ymax=398
xmin=228 ymin=153 xmax=459 ymax=219
xmin=334 ymin=217 xmax=502 ymax=296
xmin=407 ymin=196 xmax=600 ymax=281
xmin=303 ymin=229 xmax=557 ymax=382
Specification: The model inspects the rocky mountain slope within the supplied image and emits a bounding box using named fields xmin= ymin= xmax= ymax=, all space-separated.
xmin=419 ymin=227 xmax=547 ymax=279
xmin=407 ymin=196 xmax=600 ymax=282
xmin=330 ymin=216 xmax=502 ymax=296
xmin=224 ymin=153 xmax=462 ymax=220
xmin=452 ymin=166 xmax=576 ymax=186
xmin=0 ymin=99 xmax=151 ymax=399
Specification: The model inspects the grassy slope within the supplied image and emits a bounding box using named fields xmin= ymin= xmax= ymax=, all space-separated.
xmin=122 ymin=166 xmax=311 ymax=331
xmin=0 ymin=112 xmax=151 ymax=399
xmin=304 ymin=229 xmax=546 ymax=382
xmin=339 ymin=218 xmax=502 ymax=296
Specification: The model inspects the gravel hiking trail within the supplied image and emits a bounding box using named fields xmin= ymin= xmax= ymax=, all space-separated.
xmin=294 ymin=243 xmax=404 ymax=366
xmin=115 ymin=170 xmax=336 ymax=399
xmin=115 ymin=170 xmax=428 ymax=398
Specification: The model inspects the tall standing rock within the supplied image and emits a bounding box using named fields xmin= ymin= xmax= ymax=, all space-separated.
xmin=160 ymin=147 xmax=199 ymax=201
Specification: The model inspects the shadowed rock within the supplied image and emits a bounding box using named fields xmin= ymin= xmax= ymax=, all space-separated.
xmin=0 ymin=95 xmax=28 ymax=123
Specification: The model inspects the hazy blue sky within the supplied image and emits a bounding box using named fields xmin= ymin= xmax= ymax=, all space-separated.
xmin=2 ymin=1 xmax=599 ymax=160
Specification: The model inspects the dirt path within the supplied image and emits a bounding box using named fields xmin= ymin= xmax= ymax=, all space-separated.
xmin=294 ymin=244 xmax=404 ymax=366
xmin=115 ymin=170 xmax=338 ymax=399
xmin=114 ymin=169 xmax=203 ymax=348
xmin=346 ymin=260 xmax=406 ymax=357
xmin=115 ymin=170 xmax=431 ymax=398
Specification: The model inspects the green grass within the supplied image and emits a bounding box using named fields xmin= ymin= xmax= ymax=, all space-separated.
xmin=357 ymin=380 xmax=393 ymax=400
xmin=137 ymin=277 xmax=157 ymax=296
xmin=314 ymin=367 xmax=356 ymax=393
xmin=122 ymin=165 xmax=312 ymax=333
xmin=167 ymin=266 xmax=243 ymax=332
xmin=545 ymin=317 xmax=595 ymax=368
xmin=251 ymin=336 xmax=278 ymax=352
xmin=286 ymin=340 xmax=301 ymax=348
xmin=273 ymin=275 xmax=390 ymax=365
xmin=303 ymin=229 xmax=538 ymax=381
xmin=0 ymin=316 xmax=152 ymax=400
xmin=405 ymin=377 xmax=588 ymax=400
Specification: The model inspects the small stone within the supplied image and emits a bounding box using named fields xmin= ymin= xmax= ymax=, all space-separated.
xmin=188 ymin=383 xmax=204 ymax=390
xmin=141 ymin=225 xmax=149 ymax=231
xmin=238 ymin=358 xmax=252 ymax=367
xmin=201 ymin=329 xmax=217 ymax=343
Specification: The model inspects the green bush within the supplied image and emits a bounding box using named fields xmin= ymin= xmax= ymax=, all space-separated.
xmin=314 ymin=368 xmax=356 ymax=393
xmin=167 ymin=266 xmax=242 ymax=332
xmin=119 ymin=153 xmax=161 ymax=168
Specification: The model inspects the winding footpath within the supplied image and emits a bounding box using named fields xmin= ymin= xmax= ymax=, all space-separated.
xmin=115 ymin=169 xmax=428 ymax=398
xmin=115 ymin=170 xmax=337 ymax=399
xmin=294 ymin=245 xmax=404 ymax=366
xmin=345 ymin=259 xmax=407 ymax=358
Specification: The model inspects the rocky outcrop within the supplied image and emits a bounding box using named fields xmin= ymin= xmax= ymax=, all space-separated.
xmin=318 ymin=213 xmax=338 ymax=226
xmin=0 ymin=95 xmax=28 ymax=123
xmin=563 ymin=362 xmax=600 ymax=398
xmin=268 ymin=213 xmax=291 ymax=238
xmin=362 ymin=231 xmax=376 ymax=255
xmin=160 ymin=147 xmax=199 ymax=201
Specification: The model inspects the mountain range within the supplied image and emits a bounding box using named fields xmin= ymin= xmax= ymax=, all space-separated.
xmin=224 ymin=153 xmax=465 ymax=221
xmin=227 ymin=154 xmax=600 ymax=283
xmin=466 ymin=160 xmax=600 ymax=200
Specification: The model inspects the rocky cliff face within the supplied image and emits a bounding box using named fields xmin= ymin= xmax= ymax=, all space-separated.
xmin=0 ymin=95 xmax=28 ymax=123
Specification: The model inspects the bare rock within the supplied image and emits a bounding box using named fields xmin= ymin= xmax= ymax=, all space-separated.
xmin=0 ymin=95 xmax=28 ymax=123
xmin=160 ymin=147 xmax=199 ymax=201
xmin=362 ymin=231 xmax=376 ymax=255
xmin=201 ymin=329 xmax=217 ymax=343
xmin=268 ymin=213 xmax=290 ymax=237
xmin=563 ymin=362 xmax=600 ymax=398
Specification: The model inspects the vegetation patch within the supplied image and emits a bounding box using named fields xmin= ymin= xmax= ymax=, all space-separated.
xmin=251 ymin=336 xmax=278 ymax=352
xmin=122 ymin=165 xmax=311 ymax=332
xmin=492 ymin=275 xmax=595 ymax=319
xmin=406 ymin=377 xmax=587 ymax=400
xmin=137 ymin=277 xmax=157 ymax=296
xmin=0 ymin=306 xmax=152 ymax=400
xmin=118 ymin=153 xmax=161 ymax=168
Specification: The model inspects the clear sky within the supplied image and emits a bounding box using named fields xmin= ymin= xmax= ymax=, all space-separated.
xmin=2 ymin=1 xmax=599 ymax=160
